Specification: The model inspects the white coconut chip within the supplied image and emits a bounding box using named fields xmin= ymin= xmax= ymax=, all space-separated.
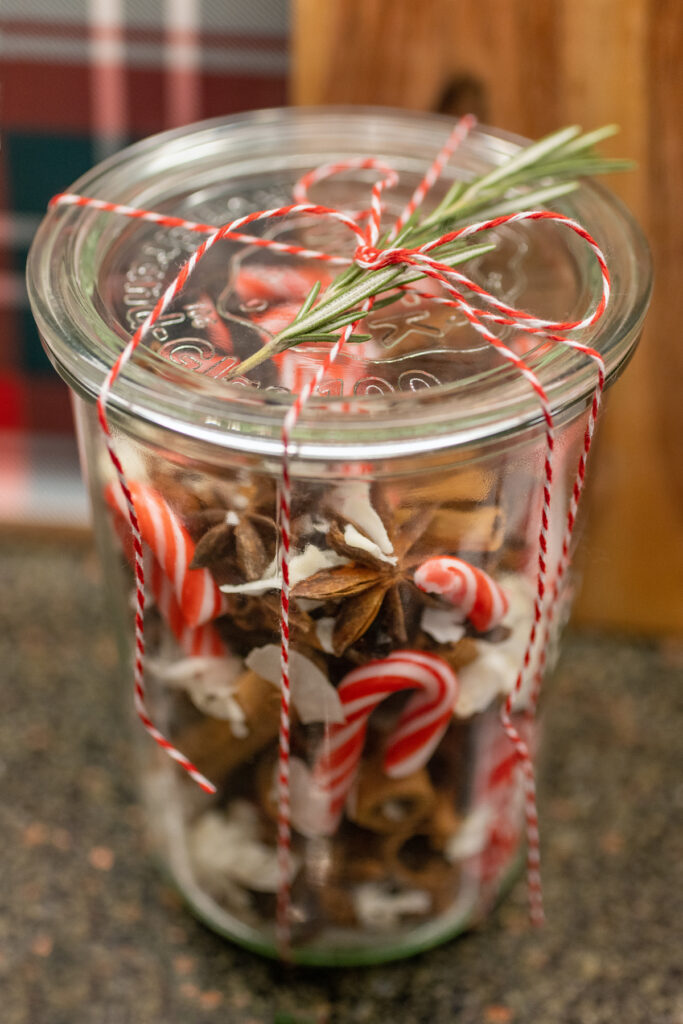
xmin=455 ymin=646 xmax=512 ymax=717
xmin=333 ymin=480 xmax=394 ymax=556
xmin=189 ymin=801 xmax=298 ymax=895
xmin=342 ymin=523 xmax=397 ymax=565
xmin=147 ymin=654 xmax=248 ymax=736
xmin=286 ymin=757 xmax=338 ymax=838
xmin=315 ymin=617 xmax=336 ymax=654
xmin=246 ymin=644 xmax=345 ymax=724
xmin=453 ymin=573 xmax=540 ymax=717
xmin=290 ymin=544 xmax=348 ymax=584
xmin=420 ymin=606 xmax=467 ymax=644
xmin=444 ymin=803 xmax=493 ymax=863
xmin=219 ymin=545 xmax=347 ymax=596
xmin=219 ymin=564 xmax=280 ymax=595
xmin=500 ymin=573 xmax=536 ymax=630
xmin=353 ymin=883 xmax=432 ymax=931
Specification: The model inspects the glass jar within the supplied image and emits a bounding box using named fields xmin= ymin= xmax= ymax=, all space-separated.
xmin=27 ymin=108 xmax=651 ymax=965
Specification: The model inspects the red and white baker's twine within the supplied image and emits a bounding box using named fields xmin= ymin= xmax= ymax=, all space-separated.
xmin=50 ymin=114 xmax=610 ymax=950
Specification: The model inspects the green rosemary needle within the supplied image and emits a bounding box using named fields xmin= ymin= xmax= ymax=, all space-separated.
xmin=223 ymin=124 xmax=629 ymax=383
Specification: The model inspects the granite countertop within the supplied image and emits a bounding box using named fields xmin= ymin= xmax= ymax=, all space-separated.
xmin=1 ymin=539 xmax=681 ymax=1024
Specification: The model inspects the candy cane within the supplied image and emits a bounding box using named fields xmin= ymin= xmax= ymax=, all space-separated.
xmin=414 ymin=557 xmax=509 ymax=633
xmin=465 ymin=713 xmax=536 ymax=890
xmin=107 ymin=495 xmax=228 ymax=658
xmin=104 ymin=481 xmax=226 ymax=627
xmin=148 ymin=559 xmax=227 ymax=658
xmin=313 ymin=650 xmax=459 ymax=833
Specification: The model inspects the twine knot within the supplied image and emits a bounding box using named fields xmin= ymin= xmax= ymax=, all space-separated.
xmin=353 ymin=243 xmax=414 ymax=271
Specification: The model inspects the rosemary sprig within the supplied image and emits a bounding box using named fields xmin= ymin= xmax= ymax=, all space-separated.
xmin=224 ymin=124 xmax=628 ymax=382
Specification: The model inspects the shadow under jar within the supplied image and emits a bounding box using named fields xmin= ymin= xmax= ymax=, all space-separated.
xmin=27 ymin=108 xmax=651 ymax=965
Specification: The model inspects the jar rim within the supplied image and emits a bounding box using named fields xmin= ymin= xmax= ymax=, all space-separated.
xmin=27 ymin=106 xmax=652 ymax=461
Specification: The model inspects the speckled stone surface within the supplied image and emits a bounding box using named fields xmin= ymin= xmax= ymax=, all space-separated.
xmin=1 ymin=539 xmax=681 ymax=1024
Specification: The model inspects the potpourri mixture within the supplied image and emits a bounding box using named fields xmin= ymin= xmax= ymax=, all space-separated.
xmin=33 ymin=112 xmax=639 ymax=960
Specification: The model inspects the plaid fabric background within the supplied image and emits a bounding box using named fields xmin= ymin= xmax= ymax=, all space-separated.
xmin=1 ymin=0 xmax=289 ymax=438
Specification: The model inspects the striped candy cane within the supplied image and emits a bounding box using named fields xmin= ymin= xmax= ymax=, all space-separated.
xmin=312 ymin=650 xmax=459 ymax=833
xmin=148 ymin=559 xmax=228 ymax=659
xmin=106 ymin=492 xmax=228 ymax=660
xmin=414 ymin=557 xmax=509 ymax=633
xmin=105 ymin=480 xmax=226 ymax=627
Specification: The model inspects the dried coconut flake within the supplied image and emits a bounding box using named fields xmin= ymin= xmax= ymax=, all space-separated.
xmin=290 ymin=545 xmax=348 ymax=584
xmin=219 ymin=545 xmax=347 ymax=596
xmin=333 ymin=481 xmax=394 ymax=556
xmin=245 ymin=644 xmax=345 ymax=724
xmin=454 ymin=573 xmax=539 ymax=717
xmin=190 ymin=801 xmax=299 ymax=896
xmin=342 ymin=523 xmax=397 ymax=565
xmin=147 ymin=655 xmax=248 ymax=736
xmin=420 ymin=606 xmax=467 ymax=644
xmin=258 ymin=756 xmax=338 ymax=839
xmin=353 ymin=882 xmax=431 ymax=931
xmin=288 ymin=757 xmax=338 ymax=837
xmin=315 ymin=616 xmax=336 ymax=654
xmin=444 ymin=803 xmax=492 ymax=862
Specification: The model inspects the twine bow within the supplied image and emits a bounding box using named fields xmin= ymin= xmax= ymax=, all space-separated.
xmin=51 ymin=114 xmax=608 ymax=956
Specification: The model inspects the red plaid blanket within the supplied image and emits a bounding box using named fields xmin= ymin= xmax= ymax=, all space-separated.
xmin=1 ymin=0 xmax=288 ymax=435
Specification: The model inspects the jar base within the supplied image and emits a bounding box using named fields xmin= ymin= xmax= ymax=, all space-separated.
xmin=167 ymin=849 xmax=525 ymax=967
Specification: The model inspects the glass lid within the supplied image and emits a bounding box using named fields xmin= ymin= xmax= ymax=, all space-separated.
xmin=27 ymin=107 xmax=651 ymax=460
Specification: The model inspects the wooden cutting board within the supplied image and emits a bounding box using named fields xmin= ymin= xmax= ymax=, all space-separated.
xmin=292 ymin=0 xmax=683 ymax=634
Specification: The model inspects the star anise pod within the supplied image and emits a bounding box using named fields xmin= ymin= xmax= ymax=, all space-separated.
xmin=292 ymin=501 xmax=436 ymax=656
xmin=190 ymin=510 xmax=278 ymax=585
xmin=150 ymin=466 xmax=277 ymax=540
